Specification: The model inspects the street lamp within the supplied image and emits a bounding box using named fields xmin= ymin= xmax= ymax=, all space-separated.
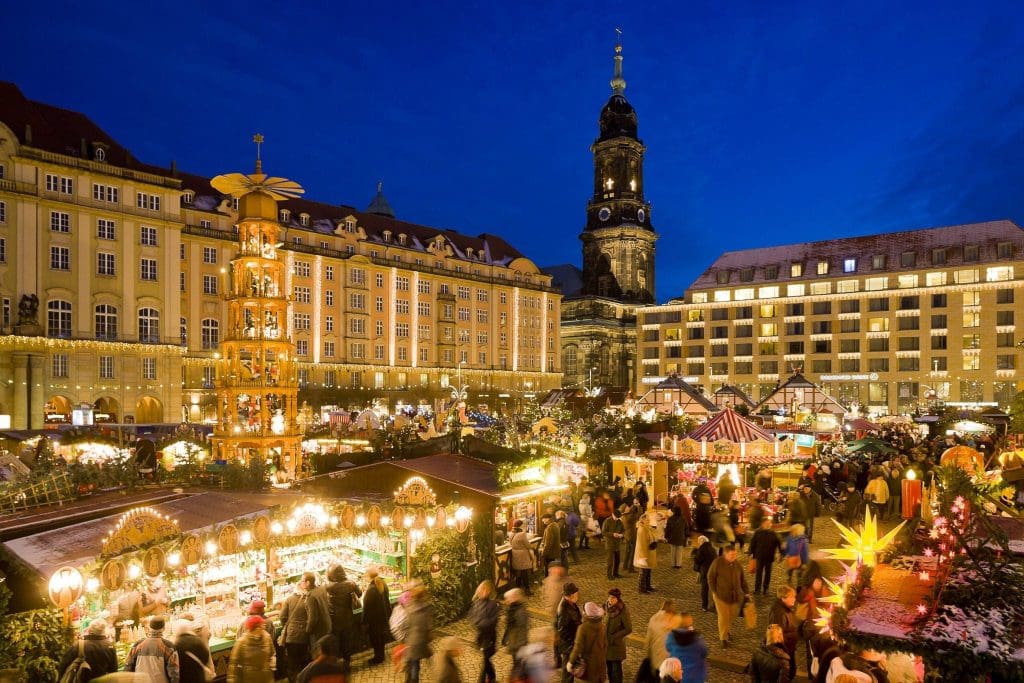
xmin=588 ymin=367 xmax=597 ymax=396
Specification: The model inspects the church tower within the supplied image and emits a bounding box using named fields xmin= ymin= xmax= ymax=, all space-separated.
xmin=580 ymin=38 xmax=657 ymax=304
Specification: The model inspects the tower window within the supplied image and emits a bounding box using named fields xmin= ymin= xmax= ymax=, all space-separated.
xmin=604 ymin=178 xmax=614 ymax=190
xmin=630 ymin=178 xmax=637 ymax=192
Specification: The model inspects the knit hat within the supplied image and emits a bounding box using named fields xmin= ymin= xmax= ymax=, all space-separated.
xmin=148 ymin=617 xmax=165 ymax=633
xmin=248 ymin=600 xmax=266 ymax=615
xmin=697 ymin=535 xmax=709 ymax=546
xmin=583 ymin=602 xmax=605 ymax=618
xmin=244 ymin=615 xmax=265 ymax=632
xmin=87 ymin=618 xmax=108 ymax=636
xmin=563 ymin=582 xmax=579 ymax=596
xmin=607 ymin=587 xmax=622 ymax=599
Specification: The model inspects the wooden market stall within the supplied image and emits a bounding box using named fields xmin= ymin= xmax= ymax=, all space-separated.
xmin=755 ymin=372 xmax=848 ymax=431
xmin=711 ymin=384 xmax=757 ymax=411
xmin=635 ymin=376 xmax=720 ymax=418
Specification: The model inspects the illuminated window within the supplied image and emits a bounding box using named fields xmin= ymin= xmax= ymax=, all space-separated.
xmin=925 ymin=272 xmax=946 ymax=287
xmin=786 ymin=284 xmax=805 ymax=297
xmin=817 ymin=261 xmax=829 ymax=275
xmin=843 ymin=258 xmax=857 ymax=273
xmin=790 ymin=263 xmax=803 ymax=277
xmin=897 ymin=274 xmax=918 ymax=289
xmin=758 ymin=286 xmax=779 ymax=298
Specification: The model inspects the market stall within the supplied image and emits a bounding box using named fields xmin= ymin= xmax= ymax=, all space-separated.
xmin=635 ymin=376 xmax=719 ymax=418
xmin=3 ymin=486 xmax=477 ymax=674
xmin=611 ymin=451 xmax=669 ymax=508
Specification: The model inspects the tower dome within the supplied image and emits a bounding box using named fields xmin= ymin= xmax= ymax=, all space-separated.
xmin=598 ymin=94 xmax=638 ymax=141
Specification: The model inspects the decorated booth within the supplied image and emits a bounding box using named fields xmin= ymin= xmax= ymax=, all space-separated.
xmin=3 ymin=486 xmax=477 ymax=674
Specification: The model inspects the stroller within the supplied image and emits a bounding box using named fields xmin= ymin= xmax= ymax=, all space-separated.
xmin=820 ymin=484 xmax=844 ymax=512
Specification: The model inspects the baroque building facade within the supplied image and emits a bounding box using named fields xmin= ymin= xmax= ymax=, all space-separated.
xmin=636 ymin=221 xmax=1024 ymax=416
xmin=549 ymin=40 xmax=658 ymax=391
xmin=0 ymin=82 xmax=561 ymax=429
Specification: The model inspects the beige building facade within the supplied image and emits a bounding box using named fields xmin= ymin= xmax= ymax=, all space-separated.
xmin=0 ymin=83 xmax=560 ymax=429
xmin=637 ymin=221 xmax=1024 ymax=416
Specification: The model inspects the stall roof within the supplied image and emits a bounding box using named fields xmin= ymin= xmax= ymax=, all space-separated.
xmin=395 ymin=454 xmax=499 ymax=497
xmin=2 ymin=491 xmax=304 ymax=578
xmin=688 ymin=406 xmax=775 ymax=442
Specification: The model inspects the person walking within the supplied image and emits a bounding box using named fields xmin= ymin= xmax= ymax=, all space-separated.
xmin=748 ymin=625 xmax=792 ymax=683
xmin=706 ymin=544 xmax=751 ymax=648
xmin=748 ymin=519 xmax=782 ymax=595
xmin=125 ymin=616 xmax=180 ymax=683
xmin=665 ymin=612 xmax=708 ymax=683
xmin=642 ymin=600 xmax=682 ymax=682
xmin=602 ymin=508 xmax=625 ymax=580
xmin=404 ymin=580 xmax=434 ymax=683
xmin=541 ymin=513 xmax=562 ymax=576
xmin=568 ymin=602 xmax=607 ymax=683
xmin=362 ymin=568 xmax=392 ymax=665
xmin=864 ymin=471 xmax=890 ymax=521
xmin=665 ymin=507 xmax=688 ymax=569
xmin=295 ymin=635 xmax=347 ymax=683
xmin=784 ymin=524 xmax=810 ymax=586
xmin=799 ymin=485 xmax=822 ymax=542
xmin=566 ymin=507 xmax=581 ymax=563
xmin=691 ymin=535 xmax=718 ymax=612
xmin=543 ymin=564 xmax=569 ymax=619
xmin=634 ymin=512 xmax=658 ymax=593
xmin=279 ymin=573 xmax=315 ymax=683
xmin=555 ymin=582 xmax=582 ymax=683
xmin=556 ymin=510 xmax=572 ymax=569
xmin=579 ymin=494 xmax=594 ymax=550
xmin=227 ymin=616 xmax=274 ymax=683
xmin=323 ymin=565 xmax=362 ymax=666
xmin=886 ymin=466 xmax=902 ymax=521
xmin=58 ymin=619 xmax=118 ymax=682
xmin=621 ymin=504 xmax=639 ymax=573
xmin=510 ymin=521 xmax=536 ymax=595
xmin=468 ymin=580 xmax=500 ymax=683
xmin=636 ymin=481 xmax=650 ymax=511
xmin=786 ymin=493 xmax=808 ymax=532
xmin=519 ymin=626 xmax=558 ymax=682
xmin=503 ymin=588 xmax=530 ymax=674
xmin=838 ymin=484 xmax=863 ymax=525
xmin=594 ymin=492 xmax=612 ymax=533
xmin=767 ymin=586 xmax=799 ymax=678
xmin=236 ymin=601 xmax=276 ymax=644
xmin=433 ymin=636 xmax=464 ymax=683
xmin=603 ymin=588 xmax=632 ymax=683
xmin=174 ymin=619 xmax=214 ymax=683
xmin=658 ymin=658 xmax=683 ymax=683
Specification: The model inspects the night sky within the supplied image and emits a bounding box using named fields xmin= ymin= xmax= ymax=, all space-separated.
xmin=5 ymin=1 xmax=1024 ymax=301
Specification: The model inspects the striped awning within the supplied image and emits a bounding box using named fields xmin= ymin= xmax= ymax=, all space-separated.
xmin=688 ymin=406 xmax=774 ymax=442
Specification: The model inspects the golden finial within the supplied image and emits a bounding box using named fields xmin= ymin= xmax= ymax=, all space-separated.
xmin=611 ymin=28 xmax=626 ymax=94
xmin=252 ymin=133 xmax=265 ymax=174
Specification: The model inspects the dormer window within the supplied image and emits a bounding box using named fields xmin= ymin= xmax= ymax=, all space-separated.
xmin=790 ymin=262 xmax=803 ymax=277
xmin=344 ymin=218 xmax=356 ymax=233
xmin=279 ymin=209 xmax=290 ymax=223
xmin=94 ymin=148 xmax=106 ymax=162
xmin=843 ymin=258 xmax=857 ymax=273
xmin=398 ymin=234 xmax=407 ymax=245
xmin=871 ymin=254 xmax=886 ymax=270
xmin=299 ymin=213 xmax=310 ymax=227
xmin=764 ymin=264 xmax=779 ymax=279
xmin=716 ymin=270 xmax=730 ymax=285
xmin=739 ymin=268 xmax=754 ymax=282
xmin=382 ymin=230 xmax=391 ymax=242
xmin=817 ymin=261 xmax=830 ymax=275
xmin=466 ymin=247 xmax=474 ymax=259
xmin=182 ymin=191 xmax=195 ymax=204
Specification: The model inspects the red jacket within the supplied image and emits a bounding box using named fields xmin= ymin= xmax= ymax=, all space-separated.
xmin=594 ymin=496 xmax=611 ymax=520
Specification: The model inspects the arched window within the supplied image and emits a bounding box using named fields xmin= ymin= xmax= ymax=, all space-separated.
xmin=47 ymin=300 xmax=72 ymax=338
xmin=138 ymin=308 xmax=160 ymax=343
xmin=563 ymin=345 xmax=579 ymax=378
xmin=95 ymin=304 xmax=118 ymax=340
xmin=180 ymin=317 xmax=187 ymax=346
xmin=201 ymin=319 xmax=220 ymax=350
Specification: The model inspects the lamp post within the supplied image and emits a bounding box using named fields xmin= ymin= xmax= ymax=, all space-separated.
xmin=588 ymin=367 xmax=597 ymax=396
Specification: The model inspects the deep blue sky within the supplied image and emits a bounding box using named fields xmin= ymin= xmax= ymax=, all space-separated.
xmin=6 ymin=1 xmax=1024 ymax=300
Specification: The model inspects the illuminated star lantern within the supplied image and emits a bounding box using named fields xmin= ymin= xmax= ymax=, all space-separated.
xmin=824 ymin=508 xmax=905 ymax=567
xmin=819 ymin=576 xmax=848 ymax=609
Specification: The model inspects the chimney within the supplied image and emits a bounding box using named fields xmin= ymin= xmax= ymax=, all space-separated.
xmin=170 ymin=160 xmax=177 ymax=176
xmin=81 ymin=138 xmax=88 ymax=158
xmin=24 ymin=124 xmax=32 ymax=145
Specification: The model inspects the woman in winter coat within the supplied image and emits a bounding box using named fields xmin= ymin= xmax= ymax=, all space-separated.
xmin=634 ymin=514 xmax=658 ymax=594
xmin=691 ymin=535 xmax=718 ymax=612
xmin=433 ymin=636 xmax=464 ymax=683
xmin=227 ymin=616 xmax=274 ymax=683
xmin=404 ymin=581 xmax=435 ymax=683
xmin=174 ymin=619 xmax=214 ymax=683
xmin=468 ymin=580 xmax=500 ymax=683
xmin=569 ymin=602 xmax=608 ymax=683
xmin=766 ymin=586 xmax=798 ymax=679
xmin=665 ymin=507 xmax=689 ymax=569
xmin=503 ymin=588 xmax=530 ymax=671
xmin=643 ymin=600 xmax=682 ymax=677
xmin=603 ymin=589 xmax=632 ymax=683
xmin=694 ymin=494 xmax=713 ymax=533
xmin=748 ymin=624 xmax=792 ymax=683
xmin=783 ymin=524 xmax=810 ymax=585
xmin=279 ymin=572 xmax=315 ymax=682
xmin=362 ymin=568 xmax=392 ymax=665
xmin=579 ymin=494 xmax=594 ymax=549
xmin=510 ymin=521 xmax=536 ymax=595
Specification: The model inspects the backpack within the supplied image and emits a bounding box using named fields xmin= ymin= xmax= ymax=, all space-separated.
xmin=60 ymin=640 xmax=91 ymax=683
xmin=389 ymin=602 xmax=408 ymax=641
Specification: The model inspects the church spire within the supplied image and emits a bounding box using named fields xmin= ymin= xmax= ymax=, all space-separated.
xmin=610 ymin=28 xmax=626 ymax=95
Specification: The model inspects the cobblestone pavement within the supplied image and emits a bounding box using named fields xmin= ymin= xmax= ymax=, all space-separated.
xmin=347 ymin=515 xmax=898 ymax=682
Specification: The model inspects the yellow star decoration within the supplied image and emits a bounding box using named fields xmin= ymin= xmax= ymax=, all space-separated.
xmin=824 ymin=507 xmax=905 ymax=567
xmin=819 ymin=576 xmax=848 ymax=608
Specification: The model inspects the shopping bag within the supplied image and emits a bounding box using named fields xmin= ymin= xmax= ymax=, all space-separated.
xmin=743 ymin=598 xmax=757 ymax=630
xmin=747 ymin=558 xmax=756 ymax=574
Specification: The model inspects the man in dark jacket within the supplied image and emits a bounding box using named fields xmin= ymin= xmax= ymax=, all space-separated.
xmin=296 ymin=635 xmax=347 ymax=683
xmin=748 ymin=518 xmax=782 ymax=595
xmin=555 ymin=582 xmax=582 ymax=683
xmin=691 ymin=536 xmax=718 ymax=612
xmin=799 ymin=485 xmax=822 ymax=542
xmin=361 ymin=569 xmax=392 ymax=664
xmin=839 ymin=484 xmax=863 ymax=524
xmin=58 ymin=619 xmax=118 ymax=682
xmin=620 ymin=503 xmax=639 ymax=573
xmin=541 ymin=513 xmax=562 ymax=575
xmin=404 ymin=581 xmax=434 ymax=683
xmin=664 ymin=613 xmax=708 ymax=683
xmin=174 ymin=618 xmax=213 ymax=683
xmin=602 ymin=507 xmax=626 ymax=579
xmin=665 ymin=507 xmax=689 ymax=569
xmin=565 ymin=508 xmax=581 ymax=563
xmin=323 ymin=565 xmax=362 ymax=665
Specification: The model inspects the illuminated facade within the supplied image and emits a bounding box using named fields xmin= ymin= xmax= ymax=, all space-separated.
xmin=550 ymin=39 xmax=657 ymax=391
xmin=636 ymin=221 xmax=1024 ymax=416
xmin=0 ymin=83 xmax=561 ymax=429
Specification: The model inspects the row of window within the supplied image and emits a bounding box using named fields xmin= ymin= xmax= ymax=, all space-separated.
xmin=44 ymin=174 xmax=163 ymax=211
xmin=48 ymin=247 xmax=160 ymax=280
xmin=644 ymin=354 xmax=1017 ymax=376
xmin=51 ymin=354 xmax=158 ymax=380
xmin=715 ymin=243 xmax=1017 ymax=285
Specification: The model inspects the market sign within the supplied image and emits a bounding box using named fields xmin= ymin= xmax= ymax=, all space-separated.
xmin=101 ymin=507 xmax=180 ymax=557
xmin=394 ymin=476 xmax=437 ymax=506
xmin=819 ymin=373 xmax=879 ymax=381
